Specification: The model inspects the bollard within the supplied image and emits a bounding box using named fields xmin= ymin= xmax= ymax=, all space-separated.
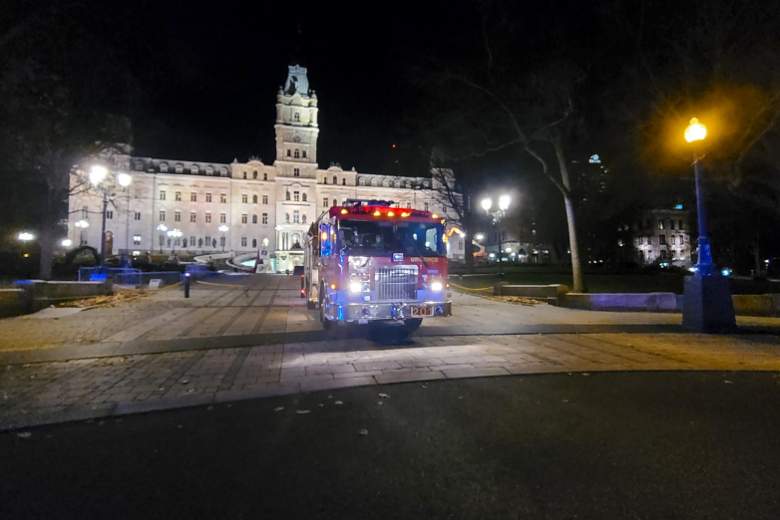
xmin=184 ymin=272 xmax=191 ymax=298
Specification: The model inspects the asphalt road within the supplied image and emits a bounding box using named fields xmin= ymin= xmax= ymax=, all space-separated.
xmin=2 ymin=371 xmax=779 ymax=519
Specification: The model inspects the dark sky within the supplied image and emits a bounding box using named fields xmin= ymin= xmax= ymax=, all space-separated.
xmin=103 ymin=1 xmax=478 ymax=173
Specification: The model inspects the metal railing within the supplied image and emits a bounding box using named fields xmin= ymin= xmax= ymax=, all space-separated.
xmin=375 ymin=265 xmax=418 ymax=301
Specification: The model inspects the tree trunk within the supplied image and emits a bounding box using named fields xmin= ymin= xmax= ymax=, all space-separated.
xmin=753 ymin=230 xmax=761 ymax=277
xmin=463 ymin=209 xmax=476 ymax=273
xmin=38 ymin=188 xmax=55 ymax=280
xmin=553 ymin=137 xmax=584 ymax=292
xmin=562 ymin=194 xmax=583 ymax=292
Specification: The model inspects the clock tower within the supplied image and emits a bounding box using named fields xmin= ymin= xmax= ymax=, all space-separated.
xmin=274 ymin=64 xmax=319 ymax=178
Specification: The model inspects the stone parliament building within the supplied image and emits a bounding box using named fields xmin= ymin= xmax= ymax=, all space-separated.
xmin=68 ymin=65 xmax=463 ymax=273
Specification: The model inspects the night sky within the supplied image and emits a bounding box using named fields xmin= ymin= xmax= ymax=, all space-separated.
xmin=45 ymin=1 xmax=601 ymax=175
xmin=99 ymin=2 xmax=475 ymax=172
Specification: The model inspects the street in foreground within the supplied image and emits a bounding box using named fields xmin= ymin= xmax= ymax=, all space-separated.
xmin=2 ymin=372 xmax=779 ymax=519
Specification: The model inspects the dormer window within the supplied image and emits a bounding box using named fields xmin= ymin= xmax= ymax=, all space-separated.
xmin=159 ymin=163 xmax=169 ymax=173
xmin=175 ymin=164 xmax=183 ymax=174
xmin=205 ymin=165 xmax=214 ymax=175
xmin=191 ymin=164 xmax=199 ymax=174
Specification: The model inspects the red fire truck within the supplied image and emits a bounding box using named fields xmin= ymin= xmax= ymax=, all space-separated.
xmin=304 ymin=199 xmax=452 ymax=332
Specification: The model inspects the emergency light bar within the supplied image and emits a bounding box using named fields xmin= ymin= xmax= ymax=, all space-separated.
xmin=344 ymin=198 xmax=395 ymax=207
xmin=329 ymin=204 xmax=440 ymax=221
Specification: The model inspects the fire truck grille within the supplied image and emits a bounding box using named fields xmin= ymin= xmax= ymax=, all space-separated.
xmin=376 ymin=266 xmax=418 ymax=301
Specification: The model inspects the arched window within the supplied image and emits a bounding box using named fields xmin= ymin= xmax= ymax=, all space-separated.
xmin=302 ymin=214 xmax=307 ymax=224
xmin=342 ymin=178 xmax=346 ymax=186
xmin=302 ymin=150 xmax=307 ymax=158
xmin=263 ymin=172 xmax=268 ymax=181
xmin=253 ymin=171 xmax=258 ymax=179
xmin=333 ymin=175 xmax=337 ymax=184
xmin=252 ymin=194 xmax=258 ymax=203
xmin=243 ymin=172 xmax=247 ymax=179
xmin=294 ymin=149 xmax=300 ymax=158
xmin=252 ymin=214 xmax=258 ymax=224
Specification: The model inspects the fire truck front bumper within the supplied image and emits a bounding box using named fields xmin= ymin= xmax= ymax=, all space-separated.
xmin=324 ymin=301 xmax=452 ymax=323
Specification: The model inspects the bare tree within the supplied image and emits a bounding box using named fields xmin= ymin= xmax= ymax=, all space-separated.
xmin=422 ymin=31 xmax=587 ymax=289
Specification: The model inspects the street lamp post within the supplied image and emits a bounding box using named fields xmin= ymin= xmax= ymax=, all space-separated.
xmin=156 ymin=224 xmax=168 ymax=254
xmin=481 ymin=194 xmax=511 ymax=276
xmin=117 ymin=172 xmax=133 ymax=266
xmin=218 ymin=224 xmax=229 ymax=252
xmin=88 ymin=164 xmax=132 ymax=265
xmin=167 ymin=228 xmax=182 ymax=255
xmin=681 ymin=117 xmax=735 ymax=332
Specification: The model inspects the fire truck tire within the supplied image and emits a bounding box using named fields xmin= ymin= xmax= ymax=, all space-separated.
xmin=403 ymin=318 xmax=423 ymax=332
xmin=319 ymin=283 xmax=332 ymax=330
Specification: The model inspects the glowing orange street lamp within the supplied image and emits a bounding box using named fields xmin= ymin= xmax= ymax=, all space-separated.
xmin=681 ymin=117 xmax=735 ymax=332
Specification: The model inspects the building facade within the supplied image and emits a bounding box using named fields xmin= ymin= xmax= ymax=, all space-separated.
xmin=68 ymin=65 xmax=464 ymax=272
xmin=633 ymin=208 xmax=692 ymax=267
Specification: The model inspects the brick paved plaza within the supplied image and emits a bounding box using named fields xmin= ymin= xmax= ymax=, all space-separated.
xmin=1 ymin=274 xmax=779 ymax=430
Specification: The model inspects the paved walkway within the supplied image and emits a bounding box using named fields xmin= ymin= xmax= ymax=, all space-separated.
xmin=1 ymin=276 xmax=778 ymax=365
xmin=2 ymin=329 xmax=780 ymax=430
xmin=1 ymin=274 xmax=779 ymax=430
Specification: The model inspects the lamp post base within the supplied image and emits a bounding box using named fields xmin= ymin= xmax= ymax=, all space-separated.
xmin=682 ymin=274 xmax=736 ymax=333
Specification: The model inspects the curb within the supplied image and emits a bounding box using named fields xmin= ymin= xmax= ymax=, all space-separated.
xmin=5 ymin=366 xmax=780 ymax=433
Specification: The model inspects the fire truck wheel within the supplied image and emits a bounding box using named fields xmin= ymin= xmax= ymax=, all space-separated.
xmin=403 ymin=318 xmax=423 ymax=332
xmin=319 ymin=284 xmax=332 ymax=329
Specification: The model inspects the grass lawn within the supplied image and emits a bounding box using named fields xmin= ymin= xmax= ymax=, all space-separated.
xmin=448 ymin=266 xmax=780 ymax=294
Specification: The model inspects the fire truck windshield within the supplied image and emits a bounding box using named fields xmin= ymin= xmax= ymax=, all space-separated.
xmin=338 ymin=220 xmax=446 ymax=257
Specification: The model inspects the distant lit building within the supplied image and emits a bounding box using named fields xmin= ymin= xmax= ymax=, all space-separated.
xmin=633 ymin=207 xmax=691 ymax=267
xmin=67 ymin=65 xmax=463 ymax=272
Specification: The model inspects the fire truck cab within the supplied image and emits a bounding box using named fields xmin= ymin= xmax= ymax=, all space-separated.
xmin=304 ymin=199 xmax=452 ymax=332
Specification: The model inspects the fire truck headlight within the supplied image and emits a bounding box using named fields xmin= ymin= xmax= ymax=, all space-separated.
xmin=431 ymin=281 xmax=443 ymax=292
xmin=349 ymin=280 xmax=363 ymax=293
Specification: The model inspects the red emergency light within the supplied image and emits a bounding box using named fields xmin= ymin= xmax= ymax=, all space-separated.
xmin=328 ymin=204 xmax=439 ymax=222
xmin=328 ymin=200 xmax=444 ymax=224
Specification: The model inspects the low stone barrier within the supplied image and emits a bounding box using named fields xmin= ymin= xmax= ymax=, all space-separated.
xmin=14 ymin=280 xmax=113 ymax=312
xmin=556 ymin=291 xmax=780 ymax=316
xmin=731 ymin=294 xmax=780 ymax=317
xmin=0 ymin=289 xmax=31 ymax=318
xmin=493 ymin=284 xmax=570 ymax=301
xmin=558 ymin=292 xmax=679 ymax=312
